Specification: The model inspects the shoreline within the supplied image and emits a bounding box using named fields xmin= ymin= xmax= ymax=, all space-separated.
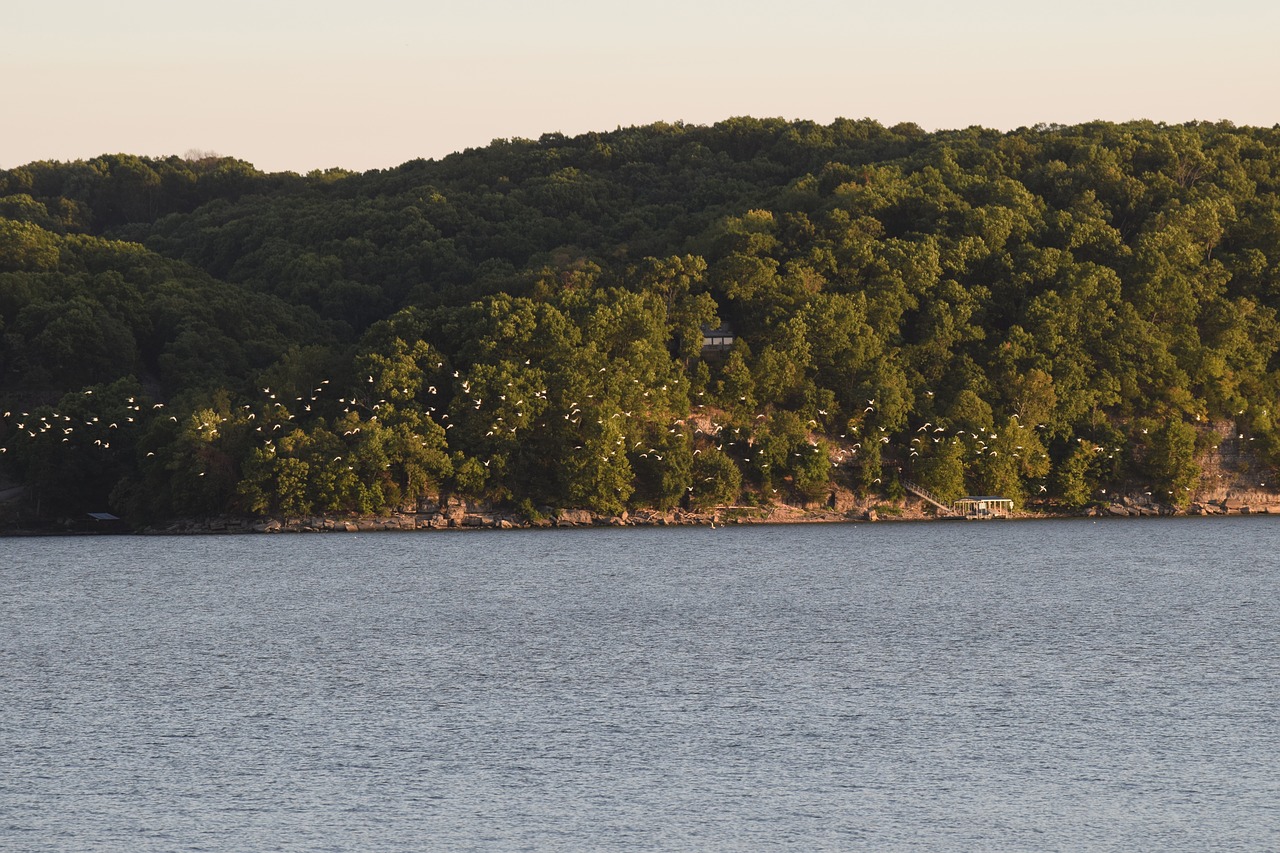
xmin=5 ymin=493 xmax=1278 ymax=536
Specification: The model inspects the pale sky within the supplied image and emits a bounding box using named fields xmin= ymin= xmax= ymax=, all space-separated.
xmin=4 ymin=0 xmax=1278 ymax=173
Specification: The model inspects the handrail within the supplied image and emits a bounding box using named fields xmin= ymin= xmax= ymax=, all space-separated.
xmin=900 ymin=479 xmax=953 ymax=516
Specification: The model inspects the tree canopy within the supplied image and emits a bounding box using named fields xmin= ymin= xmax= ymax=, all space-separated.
xmin=4 ymin=118 xmax=1280 ymax=524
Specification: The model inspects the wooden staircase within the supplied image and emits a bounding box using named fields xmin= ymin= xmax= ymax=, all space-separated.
xmin=900 ymin=479 xmax=953 ymax=516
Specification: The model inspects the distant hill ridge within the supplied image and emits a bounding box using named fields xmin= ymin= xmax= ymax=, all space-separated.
xmin=3 ymin=118 xmax=1280 ymax=525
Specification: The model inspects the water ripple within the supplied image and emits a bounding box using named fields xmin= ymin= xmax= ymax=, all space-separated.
xmin=2 ymin=518 xmax=1278 ymax=851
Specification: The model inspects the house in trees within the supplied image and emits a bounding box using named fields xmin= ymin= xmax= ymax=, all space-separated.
xmin=700 ymin=322 xmax=735 ymax=355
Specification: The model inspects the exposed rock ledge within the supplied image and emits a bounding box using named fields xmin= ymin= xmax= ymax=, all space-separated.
xmin=1082 ymin=493 xmax=1280 ymax=518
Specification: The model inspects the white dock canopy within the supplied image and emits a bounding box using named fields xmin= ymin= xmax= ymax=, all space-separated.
xmin=952 ymin=497 xmax=1013 ymax=518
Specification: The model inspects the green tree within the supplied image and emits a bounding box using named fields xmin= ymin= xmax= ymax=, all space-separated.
xmin=914 ymin=438 xmax=966 ymax=504
xmin=1142 ymin=418 xmax=1200 ymax=505
xmin=691 ymin=448 xmax=742 ymax=509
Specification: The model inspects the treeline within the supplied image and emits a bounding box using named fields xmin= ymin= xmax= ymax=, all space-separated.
xmin=3 ymin=118 xmax=1280 ymax=524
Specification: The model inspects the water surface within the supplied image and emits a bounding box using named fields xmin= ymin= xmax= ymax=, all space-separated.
xmin=2 ymin=518 xmax=1277 ymax=850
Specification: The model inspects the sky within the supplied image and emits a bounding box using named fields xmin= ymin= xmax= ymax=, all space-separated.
xmin=4 ymin=0 xmax=1278 ymax=173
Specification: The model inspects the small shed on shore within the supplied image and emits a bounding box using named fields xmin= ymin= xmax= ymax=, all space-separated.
xmin=80 ymin=511 xmax=127 ymax=533
xmin=952 ymin=496 xmax=1013 ymax=518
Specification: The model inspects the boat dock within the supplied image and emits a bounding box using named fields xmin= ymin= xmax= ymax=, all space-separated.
xmin=901 ymin=481 xmax=1013 ymax=519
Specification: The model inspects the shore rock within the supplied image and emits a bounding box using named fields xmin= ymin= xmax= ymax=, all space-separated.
xmin=556 ymin=509 xmax=595 ymax=526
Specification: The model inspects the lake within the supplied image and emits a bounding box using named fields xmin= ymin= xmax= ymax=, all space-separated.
xmin=2 ymin=517 xmax=1277 ymax=851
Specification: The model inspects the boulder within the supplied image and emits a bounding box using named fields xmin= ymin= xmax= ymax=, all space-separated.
xmin=556 ymin=508 xmax=594 ymax=526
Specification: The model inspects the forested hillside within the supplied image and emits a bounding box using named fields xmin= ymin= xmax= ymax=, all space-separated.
xmin=3 ymin=117 xmax=1280 ymax=526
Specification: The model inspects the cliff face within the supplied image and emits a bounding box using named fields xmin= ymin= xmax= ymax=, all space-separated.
xmin=1196 ymin=422 xmax=1277 ymax=506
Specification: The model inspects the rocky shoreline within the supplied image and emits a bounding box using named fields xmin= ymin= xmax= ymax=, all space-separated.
xmin=143 ymin=500 xmax=828 ymax=535
xmin=129 ymin=492 xmax=1280 ymax=535
xmin=1087 ymin=495 xmax=1280 ymax=518
xmin=4 ymin=491 xmax=1279 ymax=537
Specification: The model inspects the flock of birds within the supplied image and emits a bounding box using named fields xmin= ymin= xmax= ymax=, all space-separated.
xmin=1 ymin=393 xmax=156 ymax=454
xmin=2 ymin=377 xmax=1273 ymax=498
